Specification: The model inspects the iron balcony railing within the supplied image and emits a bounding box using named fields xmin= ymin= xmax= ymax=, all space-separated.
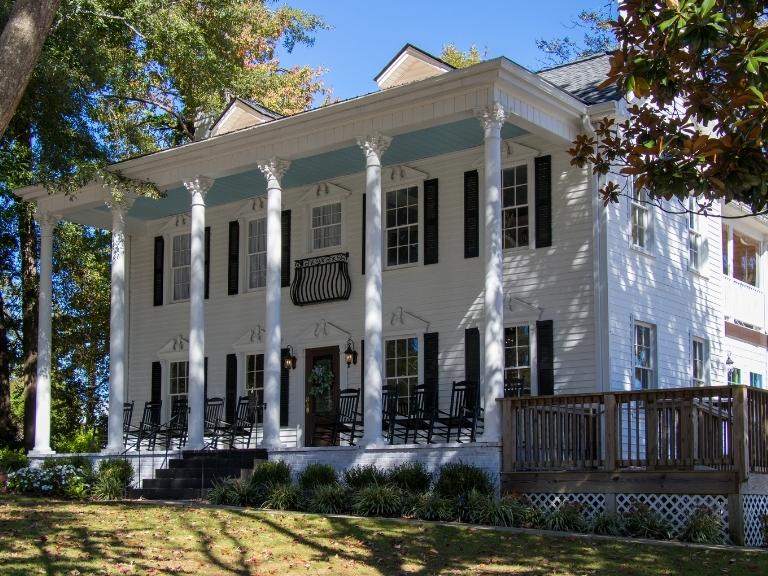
xmin=290 ymin=252 xmax=352 ymax=306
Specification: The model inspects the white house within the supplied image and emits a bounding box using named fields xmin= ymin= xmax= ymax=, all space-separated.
xmin=16 ymin=45 xmax=768 ymax=460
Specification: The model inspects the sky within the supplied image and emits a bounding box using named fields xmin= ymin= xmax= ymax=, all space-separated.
xmin=278 ymin=0 xmax=609 ymax=102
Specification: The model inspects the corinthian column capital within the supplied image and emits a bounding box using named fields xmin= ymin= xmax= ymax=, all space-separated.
xmin=258 ymin=157 xmax=291 ymax=183
xmin=477 ymin=102 xmax=507 ymax=134
xmin=357 ymin=132 xmax=392 ymax=159
xmin=183 ymin=175 xmax=214 ymax=203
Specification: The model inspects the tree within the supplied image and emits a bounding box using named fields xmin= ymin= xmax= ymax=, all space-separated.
xmin=536 ymin=3 xmax=616 ymax=66
xmin=440 ymin=44 xmax=483 ymax=69
xmin=569 ymin=1 xmax=768 ymax=215
xmin=0 ymin=0 xmax=328 ymax=449
xmin=0 ymin=0 xmax=60 ymax=138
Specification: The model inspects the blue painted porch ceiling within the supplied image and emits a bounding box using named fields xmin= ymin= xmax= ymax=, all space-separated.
xmin=128 ymin=118 xmax=527 ymax=220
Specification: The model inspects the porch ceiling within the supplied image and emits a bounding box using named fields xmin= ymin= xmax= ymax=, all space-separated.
xmin=118 ymin=118 xmax=527 ymax=221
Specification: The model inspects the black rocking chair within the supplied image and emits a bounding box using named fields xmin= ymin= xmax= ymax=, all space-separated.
xmin=156 ymin=398 xmax=189 ymax=450
xmin=121 ymin=401 xmax=134 ymax=445
xmin=223 ymin=395 xmax=259 ymax=449
xmin=203 ymin=396 xmax=225 ymax=448
xmin=382 ymin=385 xmax=399 ymax=444
xmin=315 ymin=388 xmax=361 ymax=446
xmin=124 ymin=401 xmax=162 ymax=451
xmin=432 ymin=381 xmax=480 ymax=443
xmin=395 ymin=385 xmax=436 ymax=444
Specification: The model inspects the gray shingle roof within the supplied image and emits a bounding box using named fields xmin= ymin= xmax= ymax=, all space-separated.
xmin=536 ymin=52 xmax=620 ymax=105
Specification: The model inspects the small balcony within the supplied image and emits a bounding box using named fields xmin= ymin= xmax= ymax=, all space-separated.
xmin=723 ymin=275 xmax=765 ymax=329
xmin=290 ymin=252 xmax=352 ymax=306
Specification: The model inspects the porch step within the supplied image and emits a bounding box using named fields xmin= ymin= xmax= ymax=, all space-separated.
xmin=133 ymin=448 xmax=267 ymax=501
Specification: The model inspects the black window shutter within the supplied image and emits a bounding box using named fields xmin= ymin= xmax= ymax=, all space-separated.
xmin=151 ymin=362 xmax=162 ymax=404
xmin=464 ymin=170 xmax=479 ymax=258
xmin=204 ymin=357 xmax=208 ymax=399
xmin=280 ymin=347 xmax=289 ymax=426
xmin=536 ymin=319 xmax=555 ymax=395
xmin=423 ymin=178 xmax=439 ymax=265
xmin=465 ymin=327 xmax=480 ymax=385
xmin=361 ymin=193 xmax=366 ymax=275
xmin=534 ymin=155 xmax=553 ymax=248
xmin=360 ymin=339 xmax=365 ymax=414
xmin=424 ymin=332 xmax=439 ymax=410
xmin=281 ymin=210 xmax=291 ymax=288
xmin=153 ymin=236 xmax=164 ymax=306
xmin=204 ymin=227 xmax=211 ymax=299
xmin=228 ymin=221 xmax=239 ymax=295
xmin=225 ymin=354 xmax=237 ymax=423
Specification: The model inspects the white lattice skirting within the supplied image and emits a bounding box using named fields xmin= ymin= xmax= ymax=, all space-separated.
xmin=526 ymin=493 xmax=606 ymax=520
xmin=742 ymin=494 xmax=768 ymax=547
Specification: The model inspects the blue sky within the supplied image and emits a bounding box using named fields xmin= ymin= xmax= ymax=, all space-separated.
xmin=278 ymin=0 xmax=609 ymax=102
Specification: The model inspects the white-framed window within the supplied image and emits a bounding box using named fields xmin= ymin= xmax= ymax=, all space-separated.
xmin=733 ymin=229 xmax=760 ymax=287
xmin=385 ymin=186 xmax=419 ymax=267
xmin=171 ymin=233 xmax=191 ymax=302
xmin=692 ymin=337 xmax=706 ymax=386
xmin=631 ymin=188 xmax=651 ymax=250
xmin=311 ymin=202 xmax=342 ymax=251
xmin=504 ymin=325 xmax=531 ymax=396
xmin=385 ymin=337 xmax=419 ymax=409
xmin=633 ymin=322 xmax=655 ymax=389
xmin=245 ymin=353 xmax=264 ymax=404
xmin=247 ymin=217 xmax=267 ymax=290
xmin=502 ymin=164 xmax=530 ymax=249
xmin=688 ymin=198 xmax=703 ymax=271
xmin=750 ymin=372 xmax=763 ymax=388
xmin=169 ymin=360 xmax=189 ymax=405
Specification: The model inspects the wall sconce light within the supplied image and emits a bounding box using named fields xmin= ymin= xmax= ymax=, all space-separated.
xmin=344 ymin=337 xmax=358 ymax=367
xmin=283 ymin=346 xmax=297 ymax=370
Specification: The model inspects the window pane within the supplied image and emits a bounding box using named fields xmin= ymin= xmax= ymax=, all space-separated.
xmin=733 ymin=230 xmax=759 ymax=286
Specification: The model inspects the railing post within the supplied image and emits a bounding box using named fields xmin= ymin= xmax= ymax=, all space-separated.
xmin=646 ymin=397 xmax=658 ymax=469
xmin=501 ymin=399 xmax=516 ymax=473
xmin=604 ymin=393 xmax=617 ymax=472
xmin=733 ymin=385 xmax=750 ymax=483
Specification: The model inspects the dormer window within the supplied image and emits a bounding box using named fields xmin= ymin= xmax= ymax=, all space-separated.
xmin=311 ymin=202 xmax=342 ymax=250
xmin=171 ymin=233 xmax=191 ymax=302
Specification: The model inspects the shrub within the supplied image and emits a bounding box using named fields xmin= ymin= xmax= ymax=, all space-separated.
xmin=591 ymin=512 xmax=625 ymax=536
xmin=352 ymin=484 xmax=402 ymax=517
xmin=298 ymin=463 xmax=337 ymax=490
xmin=56 ymin=428 xmax=101 ymax=453
xmin=343 ymin=464 xmax=388 ymax=490
xmin=250 ymin=460 xmax=292 ymax=487
xmin=0 ymin=447 xmax=28 ymax=473
xmin=434 ymin=462 xmax=493 ymax=499
xmin=501 ymin=496 xmax=544 ymax=529
xmin=263 ymin=483 xmax=304 ymax=511
xmin=623 ymin=502 xmax=672 ymax=540
xmin=208 ymin=479 xmax=231 ymax=505
xmin=91 ymin=459 xmax=134 ymax=500
xmin=410 ymin=491 xmax=456 ymax=522
xmin=763 ymin=514 xmax=768 ymax=547
xmin=387 ymin=462 xmax=431 ymax=493
xmin=98 ymin=459 xmax=134 ymax=487
xmin=7 ymin=464 xmax=90 ymax=499
xmin=456 ymin=489 xmax=515 ymax=526
xmin=680 ymin=507 xmax=727 ymax=545
xmin=41 ymin=456 xmax=95 ymax=485
xmin=544 ymin=503 xmax=589 ymax=533
xmin=308 ymin=483 xmax=349 ymax=514
xmin=228 ymin=478 xmax=265 ymax=507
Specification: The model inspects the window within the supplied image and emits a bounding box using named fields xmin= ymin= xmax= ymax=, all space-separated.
xmin=247 ymin=218 xmax=267 ymax=290
xmin=728 ymin=367 xmax=742 ymax=385
xmin=733 ymin=230 xmax=759 ymax=287
xmin=692 ymin=337 xmax=706 ymax=386
xmin=722 ymin=224 xmax=730 ymax=275
xmin=688 ymin=198 xmax=703 ymax=271
xmin=171 ymin=234 xmax=191 ymax=301
xmin=311 ymin=202 xmax=342 ymax=250
xmin=631 ymin=188 xmax=650 ymax=250
xmin=504 ymin=325 xmax=531 ymax=396
xmin=385 ymin=186 xmax=419 ymax=266
xmin=169 ymin=360 xmax=189 ymax=405
xmin=502 ymin=165 xmax=529 ymax=249
xmin=633 ymin=322 xmax=655 ymax=389
xmin=245 ymin=354 xmax=264 ymax=405
xmin=385 ymin=337 xmax=419 ymax=409
xmin=750 ymin=372 xmax=763 ymax=388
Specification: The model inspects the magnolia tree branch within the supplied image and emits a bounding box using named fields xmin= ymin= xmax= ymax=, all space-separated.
xmin=0 ymin=0 xmax=61 ymax=138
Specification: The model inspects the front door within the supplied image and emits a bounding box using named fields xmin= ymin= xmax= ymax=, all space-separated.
xmin=304 ymin=346 xmax=340 ymax=446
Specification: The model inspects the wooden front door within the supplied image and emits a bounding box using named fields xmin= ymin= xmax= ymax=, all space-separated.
xmin=304 ymin=346 xmax=340 ymax=447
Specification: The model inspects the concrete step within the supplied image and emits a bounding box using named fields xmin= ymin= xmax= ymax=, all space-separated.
xmin=142 ymin=477 xmax=230 ymax=490
xmin=155 ymin=466 xmax=244 ymax=480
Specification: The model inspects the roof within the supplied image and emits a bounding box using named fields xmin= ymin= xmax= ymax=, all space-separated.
xmin=373 ymin=43 xmax=454 ymax=89
xmin=536 ymin=52 xmax=619 ymax=105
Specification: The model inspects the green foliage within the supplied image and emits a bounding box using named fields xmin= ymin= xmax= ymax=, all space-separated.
xmin=7 ymin=464 xmax=90 ymax=499
xmin=591 ymin=512 xmax=625 ymax=536
xmin=298 ymin=463 xmax=337 ymax=490
xmin=263 ymin=483 xmax=304 ymax=511
xmin=680 ymin=507 xmax=727 ymax=545
xmin=207 ymin=480 xmax=231 ymax=505
xmin=55 ymin=427 xmax=102 ymax=454
xmin=251 ymin=460 xmax=292 ymax=487
xmin=307 ymin=483 xmax=349 ymax=515
xmin=97 ymin=459 xmax=133 ymax=488
xmin=536 ymin=5 xmax=616 ymax=66
xmin=0 ymin=447 xmax=28 ymax=472
xmin=41 ymin=455 xmax=95 ymax=483
xmin=440 ymin=44 xmax=483 ymax=69
xmin=387 ymin=462 xmax=431 ymax=493
xmin=458 ymin=489 xmax=515 ymax=527
xmin=227 ymin=477 xmax=266 ymax=507
xmin=433 ymin=463 xmax=493 ymax=499
xmin=409 ymin=491 xmax=456 ymax=522
xmin=544 ymin=503 xmax=589 ymax=533
xmin=343 ymin=464 xmax=388 ymax=490
xmin=352 ymin=484 xmax=402 ymax=518
xmin=623 ymin=502 xmax=673 ymax=540
xmin=501 ymin=496 xmax=545 ymax=529
xmin=91 ymin=474 xmax=125 ymax=501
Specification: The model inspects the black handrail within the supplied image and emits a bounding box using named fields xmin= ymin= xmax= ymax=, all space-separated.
xmin=290 ymin=252 xmax=352 ymax=306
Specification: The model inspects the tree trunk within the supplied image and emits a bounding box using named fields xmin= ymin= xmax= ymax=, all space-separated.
xmin=19 ymin=200 xmax=38 ymax=450
xmin=0 ymin=0 xmax=61 ymax=138
xmin=0 ymin=291 xmax=18 ymax=445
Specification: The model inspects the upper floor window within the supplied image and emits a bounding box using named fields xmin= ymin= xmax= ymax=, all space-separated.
xmin=688 ymin=198 xmax=703 ymax=271
xmin=631 ymin=188 xmax=650 ymax=250
xmin=728 ymin=367 xmax=742 ymax=385
xmin=248 ymin=217 xmax=267 ymax=290
xmin=734 ymin=230 xmax=760 ymax=287
xmin=171 ymin=233 xmax=191 ymax=301
xmin=169 ymin=360 xmax=189 ymax=404
xmin=502 ymin=165 xmax=529 ymax=249
xmin=634 ymin=321 xmax=655 ymax=389
xmin=504 ymin=325 xmax=531 ymax=397
xmin=692 ymin=337 xmax=706 ymax=386
xmin=750 ymin=372 xmax=763 ymax=388
xmin=385 ymin=186 xmax=419 ymax=266
xmin=385 ymin=337 xmax=419 ymax=410
xmin=312 ymin=202 xmax=342 ymax=251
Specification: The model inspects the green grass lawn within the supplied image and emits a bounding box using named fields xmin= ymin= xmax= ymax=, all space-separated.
xmin=0 ymin=495 xmax=766 ymax=575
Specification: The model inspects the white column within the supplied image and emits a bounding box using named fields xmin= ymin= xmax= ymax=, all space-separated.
xmin=31 ymin=211 xmax=58 ymax=455
xmin=357 ymin=133 xmax=391 ymax=447
xmin=183 ymin=175 xmax=213 ymax=450
xmin=105 ymin=193 xmax=135 ymax=452
xmin=479 ymin=103 xmax=506 ymax=442
xmin=258 ymin=158 xmax=290 ymax=449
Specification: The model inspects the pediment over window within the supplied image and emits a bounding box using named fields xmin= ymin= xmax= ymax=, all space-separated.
xmin=231 ymin=196 xmax=266 ymax=220
xmin=505 ymin=296 xmax=542 ymax=321
xmin=473 ymin=140 xmax=541 ymax=168
xmin=158 ymin=213 xmax=191 ymax=234
xmin=158 ymin=334 xmax=189 ymax=359
xmin=298 ymin=318 xmax=352 ymax=342
xmin=382 ymin=165 xmax=428 ymax=188
xmin=300 ymin=182 xmax=351 ymax=203
xmin=387 ymin=306 xmax=431 ymax=332
xmin=233 ymin=325 xmax=266 ymax=352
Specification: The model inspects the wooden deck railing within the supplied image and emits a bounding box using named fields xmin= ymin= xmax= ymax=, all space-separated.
xmin=501 ymin=385 xmax=768 ymax=480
